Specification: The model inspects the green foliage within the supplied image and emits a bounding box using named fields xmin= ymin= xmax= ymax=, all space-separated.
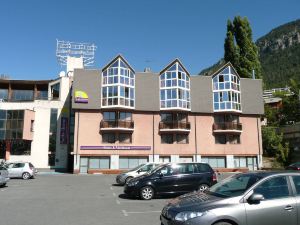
xmin=276 ymin=142 xmax=290 ymax=166
xmin=262 ymin=127 xmax=290 ymax=166
xmin=224 ymin=16 xmax=262 ymax=79
xmin=264 ymin=104 xmax=279 ymax=126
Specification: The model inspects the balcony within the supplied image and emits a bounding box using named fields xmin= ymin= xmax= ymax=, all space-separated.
xmin=100 ymin=120 xmax=134 ymax=132
xmin=212 ymin=122 xmax=242 ymax=133
xmin=159 ymin=121 xmax=191 ymax=132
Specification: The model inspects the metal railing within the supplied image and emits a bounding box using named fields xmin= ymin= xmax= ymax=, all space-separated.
xmin=159 ymin=121 xmax=191 ymax=130
xmin=100 ymin=120 xmax=134 ymax=129
xmin=212 ymin=122 xmax=242 ymax=131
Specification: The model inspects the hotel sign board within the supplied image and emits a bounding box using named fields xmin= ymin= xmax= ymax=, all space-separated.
xmin=81 ymin=146 xmax=151 ymax=150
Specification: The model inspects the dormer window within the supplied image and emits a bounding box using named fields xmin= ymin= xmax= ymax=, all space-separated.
xmin=101 ymin=56 xmax=135 ymax=108
xmin=160 ymin=60 xmax=190 ymax=110
xmin=212 ymin=65 xmax=241 ymax=112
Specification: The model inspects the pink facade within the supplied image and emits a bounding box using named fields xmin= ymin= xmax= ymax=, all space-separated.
xmin=22 ymin=109 xmax=35 ymax=141
xmin=73 ymin=110 xmax=262 ymax=173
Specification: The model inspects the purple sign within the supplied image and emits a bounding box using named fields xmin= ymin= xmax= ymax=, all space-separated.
xmin=60 ymin=117 xmax=69 ymax=144
xmin=80 ymin=146 xmax=151 ymax=150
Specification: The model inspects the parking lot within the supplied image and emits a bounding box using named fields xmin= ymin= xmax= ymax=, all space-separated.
xmin=0 ymin=174 xmax=172 ymax=225
xmin=0 ymin=173 xmax=232 ymax=225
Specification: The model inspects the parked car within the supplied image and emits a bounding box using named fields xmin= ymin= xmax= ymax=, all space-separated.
xmin=286 ymin=162 xmax=300 ymax=170
xmin=7 ymin=162 xmax=37 ymax=180
xmin=116 ymin=163 xmax=160 ymax=185
xmin=160 ymin=171 xmax=300 ymax=225
xmin=124 ymin=162 xmax=217 ymax=200
xmin=0 ymin=165 xmax=9 ymax=187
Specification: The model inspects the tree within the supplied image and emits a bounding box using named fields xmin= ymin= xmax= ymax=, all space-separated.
xmin=224 ymin=16 xmax=262 ymax=79
xmin=262 ymin=126 xmax=290 ymax=166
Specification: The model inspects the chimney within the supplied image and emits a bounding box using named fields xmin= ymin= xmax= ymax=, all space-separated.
xmin=144 ymin=67 xmax=151 ymax=73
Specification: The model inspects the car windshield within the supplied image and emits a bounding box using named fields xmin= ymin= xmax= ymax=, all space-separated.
xmin=127 ymin=164 xmax=145 ymax=172
xmin=208 ymin=173 xmax=263 ymax=198
xmin=147 ymin=164 xmax=166 ymax=175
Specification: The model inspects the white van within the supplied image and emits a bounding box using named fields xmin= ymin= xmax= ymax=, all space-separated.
xmin=116 ymin=163 xmax=160 ymax=185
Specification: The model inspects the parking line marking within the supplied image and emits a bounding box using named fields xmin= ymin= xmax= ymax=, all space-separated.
xmin=116 ymin=199 xmax=121 ymax=205
xmin=110 ymin=186 xmax=114 ymax=190
xmin=125 ymin=210 xmax=161 ymax=215
xmin=113 ymin=192 xmax=116 ymax=197
xmin=122 ymin=210 xmax=128 ymax=216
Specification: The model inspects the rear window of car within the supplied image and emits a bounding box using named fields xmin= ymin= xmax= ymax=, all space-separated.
xmin=29 ymin=163 xmax=34 ymax=168
xmin=195 ymin=163 xmax=213 ymax=173
xmin=0 ymin=166 xmax=7 ymax=170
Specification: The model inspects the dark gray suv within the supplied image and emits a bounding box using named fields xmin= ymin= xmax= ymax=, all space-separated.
xmin=161 ymin=172 xmax=300 ymax=225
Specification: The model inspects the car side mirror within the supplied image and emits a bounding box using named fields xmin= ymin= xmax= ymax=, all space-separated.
xmin=247 ymin=193 xmax=264 ymax=204
xmin=137 ymin=169 xmax=141 ymax=174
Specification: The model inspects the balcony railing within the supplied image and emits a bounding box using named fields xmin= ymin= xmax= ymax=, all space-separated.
xmin=212 ymin=122 xmax=242 ymax=132
xmin=159 ymin=121 xmax=191 ymax=131
xmin=100 ymin=120 xmax=134 ymax=130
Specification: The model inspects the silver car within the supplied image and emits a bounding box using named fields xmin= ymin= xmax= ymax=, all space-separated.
xmin=7 ymin=162 xmax=37 ymax=180
xmin=161 ymin=171 xmax=300 ymax=225
xmin=0 ymin=165 xmax=9 ymax=187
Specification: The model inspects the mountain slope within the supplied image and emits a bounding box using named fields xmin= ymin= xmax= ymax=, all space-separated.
xmin=199 ymin=19 xmax=300 ymax=89
xmin=256 ymin=19 xmax=300 ymax=88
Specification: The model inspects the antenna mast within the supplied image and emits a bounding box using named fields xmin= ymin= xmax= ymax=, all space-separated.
xmin=56 ymin=39 xmax=97 ymax=67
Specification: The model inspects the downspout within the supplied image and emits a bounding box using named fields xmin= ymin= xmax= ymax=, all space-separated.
xmin=75 ymin=110 xmax=80 ymax=165
xmin=256 ymin=117 xmax=262 ymax=169
xmin=194 ymin=115 xmax=198 ymax=162
xmin=152 ymin=112 xmax=155 ymax=162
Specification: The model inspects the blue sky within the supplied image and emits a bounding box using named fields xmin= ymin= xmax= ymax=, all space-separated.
xmin=0 ymin=0 xmax=299 ymax=80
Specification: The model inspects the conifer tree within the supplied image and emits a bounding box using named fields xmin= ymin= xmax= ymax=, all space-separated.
xmin=224 ymin=16 xmax=262 ymax=78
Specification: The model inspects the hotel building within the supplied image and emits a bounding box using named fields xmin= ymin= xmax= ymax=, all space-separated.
xmin=72 ymin=55 xmax=264 ymax=174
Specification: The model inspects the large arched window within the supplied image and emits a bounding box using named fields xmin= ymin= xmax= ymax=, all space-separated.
xmin=212 ymin=65 xmax=241 ymax=112
xmin=160 ymin=60 xmax=190 ymax=110
xmin=102 ymin=56 xmax=135 ymax=108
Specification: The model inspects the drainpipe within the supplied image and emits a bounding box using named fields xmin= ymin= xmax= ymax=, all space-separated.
xmin=152 ymin=112 xmax=155 ymax=162
xmin=194 ymin=115 xmax=198 ymax=162
xmin=256 ymin=117 xmax=262 ymax=169
xmin=75 ymin=111 xmax=80 ymax=166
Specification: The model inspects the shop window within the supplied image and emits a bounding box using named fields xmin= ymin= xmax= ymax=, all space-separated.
xmin=89 ymin=157 xmax=110 ymax=169
xmin=202 ymin=157 xmax=226 ymax=168
xmin=119 ymin=157 xmax=148 ymax=169
xmin=179 ymin=156 xmax=193 ymax=163
xmin=159 ymin=156 xmax=170 ymax=163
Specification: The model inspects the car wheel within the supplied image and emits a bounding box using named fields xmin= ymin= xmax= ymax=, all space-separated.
xmin=125 ymin=177 xmax=133 ymax=184
xmin=22 ymin=172 xmax=30 ymax=180
xmin=0 ymin=183 xmax=6 ymax=188
xmin=198 ymin=184 xmax=209 ymax=192
xmin=140 ymin=186 xmax=154 ymax=200
xmin=214 ymin=222 xmax=233 ymax=225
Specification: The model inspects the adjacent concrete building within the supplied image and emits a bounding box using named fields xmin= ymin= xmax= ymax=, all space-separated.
xmin=71 ymin=55 xmax=264 ymax=173
xmin=0 ymin=70 xmax=74 ymax=170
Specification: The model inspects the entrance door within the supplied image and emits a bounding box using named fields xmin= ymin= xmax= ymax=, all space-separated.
xmin=80 ymin=157 xmax=88 ymax=173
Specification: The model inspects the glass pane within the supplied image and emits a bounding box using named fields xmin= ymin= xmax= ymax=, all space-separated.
xmin=254 ymin=176 xmax=289 ymax=200
xmin=119 ymin=158 xmax=129 ymax=169
xmin=89 ymin=158 xmax=100 ymax=169
xmin=99 ymin=158 xmax=110 ymax=169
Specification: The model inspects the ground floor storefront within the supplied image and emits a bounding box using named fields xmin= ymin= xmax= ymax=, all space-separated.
xmin=74 ymin=154 xmax=259 ymax=174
